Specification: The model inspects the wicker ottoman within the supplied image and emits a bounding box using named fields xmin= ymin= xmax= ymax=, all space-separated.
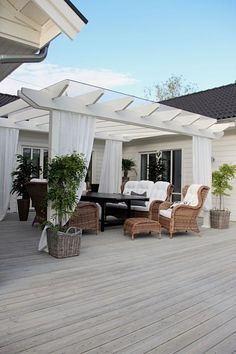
xmin=123 ymin=217 xmax=161 ymax=240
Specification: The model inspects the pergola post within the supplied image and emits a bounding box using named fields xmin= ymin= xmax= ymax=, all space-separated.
xmin=192 ymin=136 xmax=212 ymax=228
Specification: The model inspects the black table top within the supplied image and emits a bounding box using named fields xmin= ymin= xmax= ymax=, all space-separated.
xmin=81 ymin=191 xmax=149 ymax=203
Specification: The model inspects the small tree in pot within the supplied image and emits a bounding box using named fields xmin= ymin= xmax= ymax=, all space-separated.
xmin=46 ymin=152 xmax=87 ymax=258
xmin=121 ymin=158 xmax=136 ymax=193
xmin=210 ymin=163 xmax=236 ymax=229
xmin=148 ymin=152 xmax=165 ymax=182
xmin=11 ymin=154 xmax=39 ymax=221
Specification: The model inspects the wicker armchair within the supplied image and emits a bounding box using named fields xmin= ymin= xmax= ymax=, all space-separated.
xmin=69 ymin=202 xmax=99 ymax=233
xmin=159 ymin=184 xmax=210 ymax=238
xmin=25 ymin=181 xmax=47 ymax=225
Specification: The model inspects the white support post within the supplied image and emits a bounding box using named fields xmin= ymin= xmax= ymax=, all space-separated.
xmin=192 ymin=136 xmax=212 ymax=228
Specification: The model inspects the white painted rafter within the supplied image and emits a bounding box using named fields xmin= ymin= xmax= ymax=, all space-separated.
xmin=94 ymin=96 xmax=134 ymax=112
xmin=16 ymin=86 xmax=222 ymax=139
xmin=0 ymin=81 xmax=230 ymax=141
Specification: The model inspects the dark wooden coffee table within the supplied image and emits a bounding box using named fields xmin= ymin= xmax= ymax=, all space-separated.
xmin=80 ymin=192 xmax=149 ymax=232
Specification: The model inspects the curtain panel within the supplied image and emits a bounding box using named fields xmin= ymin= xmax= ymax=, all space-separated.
xmin=0 ymin=127 xmax=19 ymax=221
xmin=99 ymin=140 xmax=122 ymax=193
xmin=192 ymin=136 xmax=212 ymax=227
xmin=39 ymin=111 xmax=96 ymax=251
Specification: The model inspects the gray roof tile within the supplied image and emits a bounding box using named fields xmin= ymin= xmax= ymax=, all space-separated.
xmin=160 ymin=83 xmax=236 ymax=120
xmin=0 ymin=93 xmax=19 ymax=108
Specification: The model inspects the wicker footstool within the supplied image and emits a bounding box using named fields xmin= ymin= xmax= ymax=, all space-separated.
xmin=123 ymin=217 xmax=161 ymax=240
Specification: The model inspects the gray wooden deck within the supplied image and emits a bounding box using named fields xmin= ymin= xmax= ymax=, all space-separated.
xmin=1 ymin=212 xmax=236 ymax=354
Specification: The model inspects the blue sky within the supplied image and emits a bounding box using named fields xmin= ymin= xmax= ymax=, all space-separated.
xmin=1 ymin=0 xmax=236 ymax=97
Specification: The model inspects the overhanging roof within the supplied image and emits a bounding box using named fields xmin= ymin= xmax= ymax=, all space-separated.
xmin=0 ymin=0 xmax=87 ymax=81
xmin=0 ymin=80 xmax=232 ymax=141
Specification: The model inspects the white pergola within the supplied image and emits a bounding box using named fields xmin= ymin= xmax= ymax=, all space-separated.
xmin=0 ymin=80 xmax=232 ymax=225
xmin=0 ymin=80 xmax=227 ymax=140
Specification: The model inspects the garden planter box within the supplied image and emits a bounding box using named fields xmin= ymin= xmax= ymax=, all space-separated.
xmin=47 ymin=227 xmax=82 ymax=258
xmin=210 ymin=209 xmax=230 ymax=229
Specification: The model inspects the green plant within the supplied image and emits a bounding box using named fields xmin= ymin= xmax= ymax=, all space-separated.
xmin=148 ymin=152 xmax=165 ymax=182
xmin=11 ymin=154 xmax=40 ymax=199
xmin=47 ymin=152 xmax=87 ymax=230
xmin=122 ymin=158 xmax=136 ymax=178
xmin=212 ymin=163 xmax=236 ymax=210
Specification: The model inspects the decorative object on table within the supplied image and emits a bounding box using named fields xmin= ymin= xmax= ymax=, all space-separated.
xmin=124 ymin=217 xmax=161 ymax=240
xmin=159 ymin=184 xmax=210 ymax=238
xmin=46 ymin=152 xmax=87 ymax=258
xmin=11 ymin=154 xmax=39 ymax=221
xmin=121 ymin=158 xmax=136 ymax=193
xmin=210 ymin=164 xmax=236 ymax=229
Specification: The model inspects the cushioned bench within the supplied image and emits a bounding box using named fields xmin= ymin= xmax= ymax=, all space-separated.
xmin=105 ymin=180 xmax=174 ymax=221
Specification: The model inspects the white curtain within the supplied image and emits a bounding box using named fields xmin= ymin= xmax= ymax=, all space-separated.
xmin=50 ymin=111 xmax=96 ymax=198
xmin=39 ymin=111 xmax=96 ymax=251
xmin=99 ymin=140 xmax=122 ymax=193
xmin=192 ymin=136 xmax=212 ymax=227
xmin=0 ymin=127 xmax=19 ymax=221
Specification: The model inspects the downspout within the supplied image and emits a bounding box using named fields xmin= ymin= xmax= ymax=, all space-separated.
xmin=0 ymin=44 xmax=49 ymax=64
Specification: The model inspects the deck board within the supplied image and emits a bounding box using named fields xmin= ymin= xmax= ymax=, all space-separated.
xmin=0 ymin=213 xmax=236 ymax=353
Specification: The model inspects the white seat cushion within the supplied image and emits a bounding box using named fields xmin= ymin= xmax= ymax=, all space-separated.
xmin=183 ymin=184 xmax=202 ymax=206
xmin=159 ymin=209 xmax=172 ymax=218
xmin=123 ymin=181 xmax=140 ymax=195
xmin=148 ymin=181 xmax=170 ymax=207
xmin=30 ymin=178 xmax=47 ymax=183
xmin=131 ymin=205 xmax=149 ymax=212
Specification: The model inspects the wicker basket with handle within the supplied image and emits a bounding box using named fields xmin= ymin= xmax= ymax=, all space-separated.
xmin=47 ymin=227 xmax=82 ymax=258
xmin=210 ymin=210 xmax=230 ymax=229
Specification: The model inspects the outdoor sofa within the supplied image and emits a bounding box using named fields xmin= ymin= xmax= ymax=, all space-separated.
xmin=105 ymin=180 xmax=174 ymax=221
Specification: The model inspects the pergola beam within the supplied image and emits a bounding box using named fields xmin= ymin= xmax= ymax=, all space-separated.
xmin=19 ymin=87 xmax=220 ymax=139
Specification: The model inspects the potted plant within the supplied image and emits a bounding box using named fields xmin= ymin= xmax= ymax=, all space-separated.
xmin=148 ymin=152 xmax=165 ymax=182
xmin=46 ymin=152 xmax=87 ymax=258
xmin=121 ymin=158 xmax=136 ymax=193
xmin=210 ymin=163 xmax=236 ymax=229
xmin=11 ymin=154 xmax=39 ymax=221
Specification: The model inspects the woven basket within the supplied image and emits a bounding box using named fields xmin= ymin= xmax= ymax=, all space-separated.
xmin=210 ymin=210 xmax=230 ymax=229
xmin=47 ymin=227 xmax=82 ymax=258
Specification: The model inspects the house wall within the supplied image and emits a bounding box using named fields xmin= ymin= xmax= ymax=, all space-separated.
xmin=123 ymin=134 xmax=193 ymax=185
xmin=212 ymin=128 xmax=236 ymax=221
xmin=123 ymin=128 xmax=236 ymax=221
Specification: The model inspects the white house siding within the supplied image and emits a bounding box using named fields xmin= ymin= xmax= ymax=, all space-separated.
xmin=123 ymin=134 xmax=193 ymax=186
xmin=212 ymin=128 xmax=236 ymax=221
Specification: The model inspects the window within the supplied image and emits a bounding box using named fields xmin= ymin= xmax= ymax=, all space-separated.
xmin=140 ymin=149 xmax=182 ymax=201
xmin=140 ymin=152 xmax=157 ymax=180
xmin=22 ymin=147 xmax=48 ymax=179
xmin=162 ymin=149 xmax=182 ymax=201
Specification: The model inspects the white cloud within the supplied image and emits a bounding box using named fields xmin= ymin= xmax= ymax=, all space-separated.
xmin=0 ymin=63 xmax=138 ymax=95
